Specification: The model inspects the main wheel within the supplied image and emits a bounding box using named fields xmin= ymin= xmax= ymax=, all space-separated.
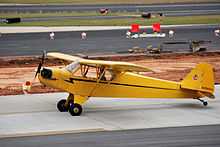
xmin=57 ymin=99 xmax=68 ymax=112
xmin=68 ymin=103 xmax=82 ymax=116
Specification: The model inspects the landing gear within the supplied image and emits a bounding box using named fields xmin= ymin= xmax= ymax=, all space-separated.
xmin=57 ymin=99 xmax=68 ymax=112
xmin=195 ymin=98 xmax=208 ymax=106
xmin=68 ymin=103 xmax=82 ymax=116
xmin=57 ymin=94 xmax=85 ymax=116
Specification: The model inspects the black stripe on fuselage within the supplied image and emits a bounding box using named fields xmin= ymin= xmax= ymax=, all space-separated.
xmin=65 ymin=77 xmax=177 ymax=91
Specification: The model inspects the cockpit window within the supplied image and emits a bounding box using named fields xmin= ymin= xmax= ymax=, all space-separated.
xmin=65 ymin=60 xmax=80 ymax=73
xmin=102 ymin=69 xmax=114 ymax=81
xmin=68 ymin=63 xmax=114 ymax=81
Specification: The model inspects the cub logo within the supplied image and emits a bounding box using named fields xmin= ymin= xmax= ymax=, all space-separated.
xmin=193 ymin=74 xmax=198 ymax=80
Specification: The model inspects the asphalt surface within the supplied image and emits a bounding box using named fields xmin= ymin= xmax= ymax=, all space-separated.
xmin=1 ymin=3 xmax=220 ymax=14
xmin=0 ymin=124 xmax=220 ymax=147
xmin=1 ymin=3 xmax=220 ymax=25
xmin=0 ymin=3 xmax=220 ymax=21
xmin=12 ymin=7 xmax=220 ymax=22
xmin=0 ymin=25 xmax=219 ymax=56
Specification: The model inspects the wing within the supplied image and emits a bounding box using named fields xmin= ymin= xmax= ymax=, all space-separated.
xmin=47 ymin=52 xmax=153 ymax=72
xmin=47 ymin=52 xmax=82 ymax=61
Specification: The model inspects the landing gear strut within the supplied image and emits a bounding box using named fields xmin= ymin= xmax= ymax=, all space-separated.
xmin=195 ymin=98 xmax=208 ymax=106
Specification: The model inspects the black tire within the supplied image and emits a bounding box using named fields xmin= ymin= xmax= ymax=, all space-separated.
xmin=203 ymin=101 xmax=208 ymax=106
xmin=69 ymin=103 xmax=82 ymax=116
xmin=57 ymin=99 xmax=68 ymax=112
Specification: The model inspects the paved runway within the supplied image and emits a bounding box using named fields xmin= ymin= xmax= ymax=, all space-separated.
xmin=0 ymin=124 xmax=220 ymax=147
xmin=0 ymin=25 xmax=219 ymax=56
xmin=1 ymin=3 xmax=220 ymax=22
xmin=1 ymin=3 xmax=220 ymax=14
xmin=0 ymin=85 xmax=219 ymax=138
xmin=14 ymin=7 xmax=220 ymax=22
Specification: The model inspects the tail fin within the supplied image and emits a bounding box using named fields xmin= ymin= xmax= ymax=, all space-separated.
xmin=181 ymin=63 xmax=215 ymax=98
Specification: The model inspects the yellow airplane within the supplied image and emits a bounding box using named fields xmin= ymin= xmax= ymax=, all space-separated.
xmin=34 ymin=52 xmax=215 ymax=116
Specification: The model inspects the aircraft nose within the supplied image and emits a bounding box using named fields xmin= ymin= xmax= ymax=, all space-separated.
xmin=41 ymin=68 xmax=52 ymax=79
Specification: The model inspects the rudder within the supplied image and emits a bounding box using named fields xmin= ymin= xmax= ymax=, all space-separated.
xmin=181 ymin=63 xmax=215 ymax=98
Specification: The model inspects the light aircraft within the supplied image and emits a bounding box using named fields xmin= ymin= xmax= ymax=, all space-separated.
xmin=34 ymin=52 xmax=215 ymax=116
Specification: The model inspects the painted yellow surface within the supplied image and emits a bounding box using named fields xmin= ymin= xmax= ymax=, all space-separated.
xmin=38 ymin=53 xmax=215 ymax=106
xmin=36 ymin=53 xmax=216 ymax=116
xmin=38 ymin=63 xmax=214 ymax=100
xmin=181 ymin=63 xmax=215 ymax=97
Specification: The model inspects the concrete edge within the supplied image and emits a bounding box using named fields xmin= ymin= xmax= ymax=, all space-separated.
xmin=0 ymin=24 xmax=219 ymax=34
xmin=0 ymin=128 xmax=105 ymax=139
xmin=2 ymin=123 xmax=220 ymax=139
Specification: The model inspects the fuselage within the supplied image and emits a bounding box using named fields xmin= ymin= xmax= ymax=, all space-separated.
xmin=38 ymin=67 xmax=199 ymax=99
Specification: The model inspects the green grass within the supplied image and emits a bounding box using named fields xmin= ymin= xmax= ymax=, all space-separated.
xmin=0 ymin=15 xmax=220 ymax=26
xmin=0 ymin=0 xmax=219 ymax=4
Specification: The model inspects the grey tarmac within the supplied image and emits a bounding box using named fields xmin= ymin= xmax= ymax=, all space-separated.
xmin=0 ymin=124 xmax=220 ymax=147
xmin=1 ymin=3 xmax=220 ymax=14
xmin=0 ymin=25 xmax=219 ymax=56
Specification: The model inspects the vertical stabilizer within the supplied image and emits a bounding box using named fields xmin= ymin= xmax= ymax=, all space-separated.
xmin=181 ymin=63 xmax=215 ymax=98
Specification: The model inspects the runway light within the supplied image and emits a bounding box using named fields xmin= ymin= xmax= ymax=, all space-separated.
xmin=81 ymin=32 xmax=87 ymax=39
xmin=22 ymin=81 xmax=32 ymax=93
xmin=169 ymin=30 xmax=174 ymax=38
xmin=214 ymin=29 xmax=220 ymax=37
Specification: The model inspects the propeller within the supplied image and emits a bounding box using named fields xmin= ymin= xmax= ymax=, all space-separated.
xmin=34 ymin=50 xmax=46 ymax=78
xmin=22 ymin=51 xmax=46 ymax=94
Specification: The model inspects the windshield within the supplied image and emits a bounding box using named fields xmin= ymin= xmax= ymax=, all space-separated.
xmin=65 ymin=63 xmax=114 ymax=81
xmin=65 ymin=60 xmax=80 ymax=73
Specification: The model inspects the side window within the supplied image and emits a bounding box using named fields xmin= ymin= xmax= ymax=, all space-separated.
xmin=70 ymin=64 xmax=114 ymax=81
xmin=98 ymin=68 xmax=114 ymax=81
xmin=72 ymin=65 xmax=97 ymax=79
xmin=102 ymin=70 xmax=114 ymax=81
xmin=84 ymin=66 xmax=97 ymax=79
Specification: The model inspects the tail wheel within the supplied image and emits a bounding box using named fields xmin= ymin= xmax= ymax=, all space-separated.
xmin=57 ymin=99 xmax=68 ymax=112
xmin=69 ymin=103 xmax=82 ymax=116
xmin=203 ymin=101 xmax=208 ymax=106
xmin=195 ymin=98 xmax=208 ymax=106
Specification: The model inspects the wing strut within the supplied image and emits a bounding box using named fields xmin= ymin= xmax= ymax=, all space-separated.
xmin=88 ymin=66 xmax=106 ymax=97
